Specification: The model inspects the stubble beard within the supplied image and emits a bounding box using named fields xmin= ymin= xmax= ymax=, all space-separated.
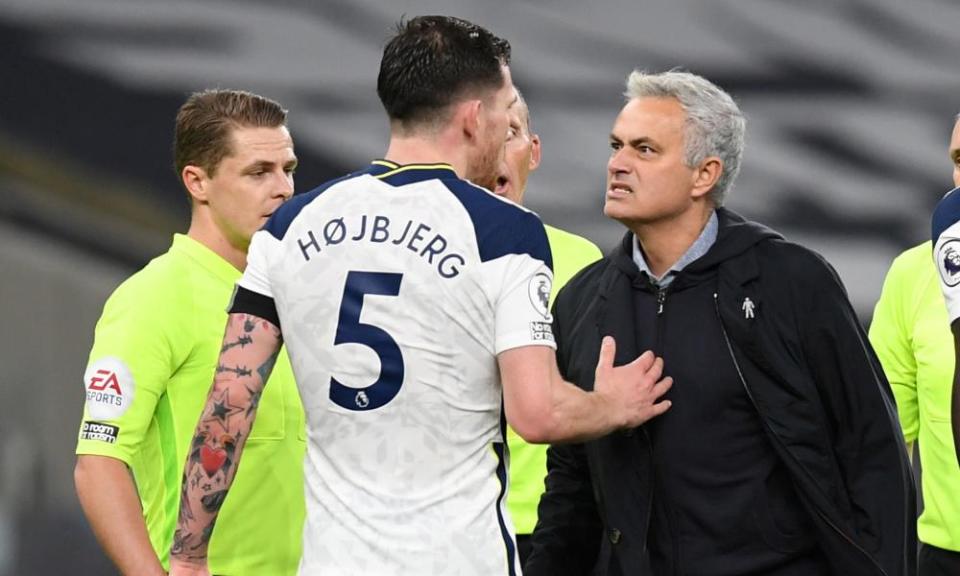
xmin=467 ymin=140 xmax=502 ymax=192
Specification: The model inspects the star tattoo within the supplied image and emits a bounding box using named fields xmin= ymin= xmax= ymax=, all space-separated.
xmin=202 ymin=388 xmax=245 ymax=432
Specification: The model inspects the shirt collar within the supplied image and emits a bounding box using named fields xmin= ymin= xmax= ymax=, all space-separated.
xmin=170 ymin=233 xmax=242 ymax=284
xmin=369 ymin=159 xmax=458 ymax=185
xmin=632 ymin=210 xmax=718 ymax=287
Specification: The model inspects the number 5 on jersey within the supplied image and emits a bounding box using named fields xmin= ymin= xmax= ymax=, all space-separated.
xmin=330 ymin=271 xmax=405 ymax=411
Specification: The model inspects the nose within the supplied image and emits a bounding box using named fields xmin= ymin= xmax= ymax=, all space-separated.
xmin=276 ymin=171 xmax=294 ymax=200
xmin=608 ymin=148 xmax=629 ymax=177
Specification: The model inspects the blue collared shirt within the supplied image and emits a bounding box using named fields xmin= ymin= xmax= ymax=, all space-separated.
xmin=632 ymin=211 xmax=718 ymax=288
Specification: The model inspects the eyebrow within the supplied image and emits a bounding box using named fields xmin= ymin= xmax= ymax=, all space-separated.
xmin=609 ymin=134 xmax=657 ymax=148
xmin=244 ymin=158 xmax=299 ymax=171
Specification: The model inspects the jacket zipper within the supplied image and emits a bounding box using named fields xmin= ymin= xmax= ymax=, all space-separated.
xmin=642 ymin=284 xmax=667 ymax=553
xmin=655 ymin=286 xmax=668 ymax=354
xmin=712 ymin=293 xmax=889 ymax=576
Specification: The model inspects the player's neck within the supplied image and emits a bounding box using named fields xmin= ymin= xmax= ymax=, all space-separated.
xmin=631 ymin=205 xmax=713 ymax=278
xmin=186 ymin=212 xmax=248 ymax=272
xmin=383 ymin=134 xmax=469 ymax=179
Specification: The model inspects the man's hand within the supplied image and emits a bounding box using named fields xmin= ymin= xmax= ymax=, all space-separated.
xmin=168 ymin=557 xmax=211 ymax=576
xmin=593 ymin=336 xmax=672 ymax=428
xmin=500 ymin=336 xmax=671 ymax=443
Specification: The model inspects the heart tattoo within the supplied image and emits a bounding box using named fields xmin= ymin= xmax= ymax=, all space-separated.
xmin=200 ymin=445 xmax=227 ymax=477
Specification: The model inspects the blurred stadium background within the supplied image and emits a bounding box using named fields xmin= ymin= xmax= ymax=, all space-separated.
xmin=1 ymin=0 xmax=958 ymax=573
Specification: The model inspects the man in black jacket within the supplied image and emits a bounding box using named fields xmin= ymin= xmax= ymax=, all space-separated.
xmin=526 ymin=70 xmax=916 ymax=576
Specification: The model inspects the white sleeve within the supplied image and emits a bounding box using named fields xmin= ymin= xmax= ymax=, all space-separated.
xmin=487 ymin=253 xmax=556 ymax=353
xmin=238 ymin=229 xmax=278 ymax=299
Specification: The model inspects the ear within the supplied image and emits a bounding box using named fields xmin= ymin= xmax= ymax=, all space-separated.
xmin=690 ymin=156 xmax=722 ymax=201
xmin=529 ymin=133 xmax=542 ymax=171
xmin=458 ymin=99 xmax=483 ymax=142
xmin=181 ymin=165 xmax=210 ymax=204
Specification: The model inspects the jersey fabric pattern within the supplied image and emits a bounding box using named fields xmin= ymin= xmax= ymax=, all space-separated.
xmin=870 ymin=241 xmax=960 ymax=552
xmin=505 ymin=224 xmax=602 ymax=535
xmin=75 ymin=234 xmax=306 ymax=574
xmin=237 ymin=161 xmax=555 ymax=576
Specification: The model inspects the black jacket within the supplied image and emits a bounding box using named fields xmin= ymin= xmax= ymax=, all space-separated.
xmin=526 ymin=209 xmax=917 ymax=576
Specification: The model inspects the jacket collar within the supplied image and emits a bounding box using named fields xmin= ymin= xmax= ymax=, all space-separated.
xmin=605 ymin=208 xmax=778 ymax=290
xmin=594 ymin=208 xmax=780 ymax=363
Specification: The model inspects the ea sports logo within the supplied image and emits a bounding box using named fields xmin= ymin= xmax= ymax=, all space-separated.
xmin=88 ymin=369 xmax=122 ymax=394
xmin=83 ymin=357 xmax=135 ymax=420
xmin=937 ymin=239 xmax=960 ymax=287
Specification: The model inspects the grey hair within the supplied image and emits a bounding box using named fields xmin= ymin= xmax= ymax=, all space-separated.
xmin=624 ymin=70 xmax=745 ymax=206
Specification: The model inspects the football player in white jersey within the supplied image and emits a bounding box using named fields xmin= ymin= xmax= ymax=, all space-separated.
xmin=169 ymin=15 xmax=672 ymax=576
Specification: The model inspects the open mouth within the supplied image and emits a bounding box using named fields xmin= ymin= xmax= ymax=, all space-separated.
xmin=494 ymin=175 xmax=509 ymax=195
xmin=608 ymin=182 xmax=633 ymax=195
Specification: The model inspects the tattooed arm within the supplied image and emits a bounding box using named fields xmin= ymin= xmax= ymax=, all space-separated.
xmin=168 ymin=313 xmax=282 ymax=575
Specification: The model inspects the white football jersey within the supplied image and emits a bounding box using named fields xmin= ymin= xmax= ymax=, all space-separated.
xmin=238 ymin=161 xmax=555 ymax=576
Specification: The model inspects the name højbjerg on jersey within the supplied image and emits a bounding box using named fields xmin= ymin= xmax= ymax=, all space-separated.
xmin=295 ymin=213 xmax=467 ymax=278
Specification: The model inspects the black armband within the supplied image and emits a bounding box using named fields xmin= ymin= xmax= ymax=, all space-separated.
xmin=229 ymin=285 xmax=281 ymax=329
